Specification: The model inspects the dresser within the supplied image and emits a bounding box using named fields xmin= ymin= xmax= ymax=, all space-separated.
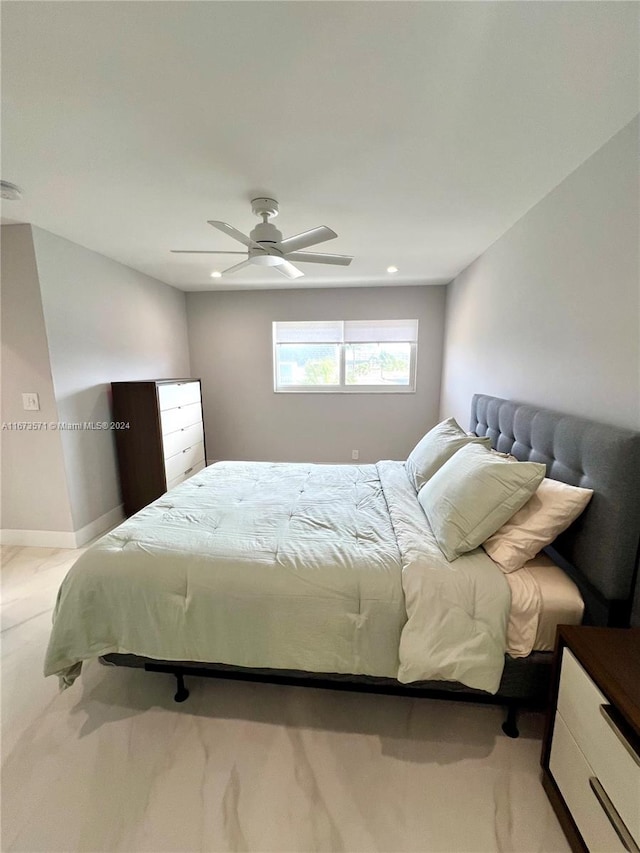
xmin=541 ymin=626 xmax=640 ymax=853
xmin=112 ymin=379 xmax=207 ymax=516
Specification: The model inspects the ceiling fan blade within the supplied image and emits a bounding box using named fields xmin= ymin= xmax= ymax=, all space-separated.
xmin=221 ymin=259 xmax=253 ymax=275
xmin=208 ymin=221 xmax=263 ymax=250
xmin=278 ymin=226 xmax=337 ymax=254
xmin=171 ymin=250 xmax=247 ymax=254
xmin=285 ymin=251 xmax=353 ymax=266
xmin=273 ymin=259 xmax=304 ymax=280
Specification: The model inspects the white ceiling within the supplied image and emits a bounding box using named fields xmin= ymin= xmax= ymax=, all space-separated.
xmin=2 ymin=1 xmax=638 ymax=291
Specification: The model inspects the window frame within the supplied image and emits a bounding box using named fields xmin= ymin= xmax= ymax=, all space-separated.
xmin=272 ymin=320 xmax=418 ymax=394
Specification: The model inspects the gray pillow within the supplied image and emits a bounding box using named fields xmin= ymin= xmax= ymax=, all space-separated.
xmin=418 ymin=443 xmax=546 ymax=561
xmin=405 ymin=417 xmax=491 ymax=492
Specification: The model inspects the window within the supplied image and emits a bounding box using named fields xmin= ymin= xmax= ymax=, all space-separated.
xmin=273 ymin=319 xmax=418 ymax=393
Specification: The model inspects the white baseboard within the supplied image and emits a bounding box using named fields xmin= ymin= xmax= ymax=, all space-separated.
xmin=0 ymin=528 xmax=78 ymax=548
xmin=1 ymin=504 xmax=124 ymax=549
xmin=74 ymin=505 xmax=124 ymax=547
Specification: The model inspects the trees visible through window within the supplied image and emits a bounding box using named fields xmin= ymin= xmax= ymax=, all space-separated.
xmin=273 ymin=319 xmax=418 ymax=393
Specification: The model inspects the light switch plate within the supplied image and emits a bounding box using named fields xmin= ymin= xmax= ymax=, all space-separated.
xmin=22 ymin=392 xmax=40 ymax=411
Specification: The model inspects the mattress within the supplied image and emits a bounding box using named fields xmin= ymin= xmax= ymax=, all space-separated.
xmin=506 ymin=554 xmax=584 ymax=658
xmin=45 ymin=460 xmax=511 ymax=694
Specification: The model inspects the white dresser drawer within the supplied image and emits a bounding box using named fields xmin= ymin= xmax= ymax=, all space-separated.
xmin=550 ymin=712 xmax=627 ymax=852
xmin=160 ymin=401 xmax=202 ymax=436
xmin=157 ymin=381 xmax=201 ymax=412
xmin=164 ymin=441 xmax=205 ymax=484
xmin=167 ymin=459 xmax=205 ymax=491
xmin=558 ymin=649 xmax=640 ymax=846
xmin=162 ymin=422 xmax=204 ymax=461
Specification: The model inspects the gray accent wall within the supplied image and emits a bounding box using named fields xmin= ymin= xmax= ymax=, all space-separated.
xmin=440 ymin=116 xmax=640 ymax=433
xmin=1 ymin=225 xmax=74 ymax=533
xmin=440 ymin=116 xmax=640 ymax=625
xmin=32 ymin=226 xmax=191 ymax=532
xmin=187 ymin=285 xmax=446 ymax=464
xmin=1 ymin=224 xmax=191 ymax=542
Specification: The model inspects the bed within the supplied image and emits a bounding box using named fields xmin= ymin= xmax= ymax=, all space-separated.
xmin=45 ymin=394 xmax=640 ymax=735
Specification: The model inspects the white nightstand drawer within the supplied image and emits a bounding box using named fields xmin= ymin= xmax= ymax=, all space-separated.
xmin=160 ymin=402 xmax=202 ymax=436
xmin=550 ymin=712 xmax=627 ymax=852
xmin=157 ymin=381 xmax=201 ymax=412
xmin=167 ymin=459 xmax=205 ymax=491
xmin=558 ymin=649 xmax=640 ymax=846
xmin=164 ymin=441 xmax=205 ymax=483
xmin=162 ymin=422 xmax=204 ymax=461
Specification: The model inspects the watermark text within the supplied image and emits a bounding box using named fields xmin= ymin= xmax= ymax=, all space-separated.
xmin=2 ymin=421 xmax=130 ymax=431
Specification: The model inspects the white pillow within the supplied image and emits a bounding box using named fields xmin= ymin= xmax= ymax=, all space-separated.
xmin=482 ymin=478 xmax=593 ymax=573
xmin=405 ymin=417 xmax=491 ymax=492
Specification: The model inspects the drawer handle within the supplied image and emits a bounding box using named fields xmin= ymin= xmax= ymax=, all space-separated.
xmin=182 ymin=446 xmax=191 ymax=453
xmin=600 ymin=704 xmax=640 ymax=767
xmin=184 ymin=467 xmax=193 ymax=475
xmin=589 ymin=777 xmax=639 ymax=853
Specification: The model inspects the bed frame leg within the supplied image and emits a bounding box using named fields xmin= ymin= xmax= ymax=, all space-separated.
xmin=501 ymin=704 xmax=519 ymax=738
xmin=174 ymin=671 xmax=190 ymax=703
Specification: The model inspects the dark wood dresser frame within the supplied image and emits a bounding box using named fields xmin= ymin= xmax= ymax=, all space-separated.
xmin=111 ymin=379 xmax=206 ymax=516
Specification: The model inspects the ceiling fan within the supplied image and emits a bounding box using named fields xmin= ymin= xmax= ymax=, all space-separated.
xmin=171 ymin=197 xmax=353 ymax=279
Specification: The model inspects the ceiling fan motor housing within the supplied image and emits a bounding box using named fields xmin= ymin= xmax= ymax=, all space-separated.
xmin=250 ymin=221 xmax=283 ymax=245
xmin=249 ymin=220 xmax=284 ymax=265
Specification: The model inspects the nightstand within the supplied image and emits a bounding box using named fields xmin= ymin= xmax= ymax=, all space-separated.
xmin=541 ymin=626 xmax=640 ymax=852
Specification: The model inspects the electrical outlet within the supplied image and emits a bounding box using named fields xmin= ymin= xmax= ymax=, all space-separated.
xmin=351 ymin=449 xmax=359 ymax=461
xmin=22 ymin=392 xmax=40 ymax=411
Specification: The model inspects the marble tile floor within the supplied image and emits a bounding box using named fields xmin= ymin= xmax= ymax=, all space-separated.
xmin=1 ymin=545 xmax=571 ymax=853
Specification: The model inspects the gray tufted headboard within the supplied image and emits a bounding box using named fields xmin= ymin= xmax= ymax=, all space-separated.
xmin=470 ymin=394 xmax=640 ymax=627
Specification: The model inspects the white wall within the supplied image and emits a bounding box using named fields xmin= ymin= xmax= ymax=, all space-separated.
xmin=187 ymin=285 xmax=446 ymax=464
xmin=440 ymin=116 xmax=640 ymax=432
xmin=32 ymin=226 xmax=191 ymax=533
xmin=1 ymin=225 xmax=74 ymax=536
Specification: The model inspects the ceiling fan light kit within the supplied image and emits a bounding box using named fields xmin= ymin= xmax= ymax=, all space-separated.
xmin=171 ymin=197 xmax=353 ymax=279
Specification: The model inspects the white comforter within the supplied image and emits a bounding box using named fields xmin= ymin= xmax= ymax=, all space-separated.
xmin=45 ymin=461 xmax=510 ymax=693
xmin=378 ymin=462 xmax=510 ymax=691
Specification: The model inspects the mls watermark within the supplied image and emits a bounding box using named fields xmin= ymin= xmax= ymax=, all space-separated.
xmin=2 ymin=421 xmax=130 ymax=431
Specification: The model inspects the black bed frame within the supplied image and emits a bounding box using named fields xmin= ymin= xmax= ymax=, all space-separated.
xmin=102 ymin=394 xmax=640 ymax=737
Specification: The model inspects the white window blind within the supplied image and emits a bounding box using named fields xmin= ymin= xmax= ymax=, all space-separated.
xmin=273 ymin=320 xmax=344 ymax=343
xmin=273 ymin=319 xmax=419 ymax=393
xmin=274 ymin=319 xmax=418 ymax=344
xmin=343 ymin=319 xmax=418 ymax=343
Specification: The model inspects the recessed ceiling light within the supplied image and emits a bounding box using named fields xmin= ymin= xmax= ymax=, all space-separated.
xmin=210 ymin=271 xmax=222 ymax=278
xmin=0 ymin=180 xmax=22 ymax=201
xmin=387 ymin=265 xmax=398 ymax=274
